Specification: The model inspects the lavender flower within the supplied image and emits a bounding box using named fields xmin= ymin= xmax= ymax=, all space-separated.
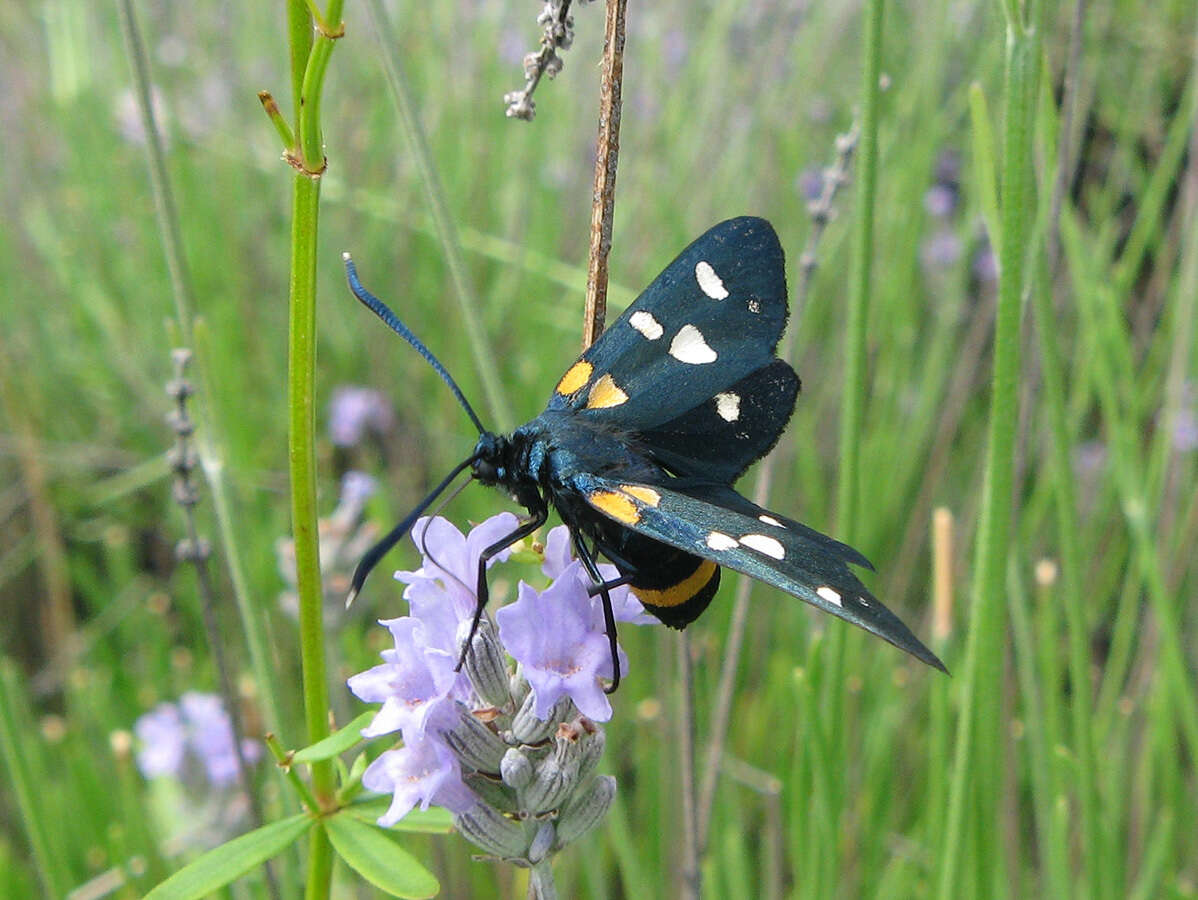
xmin=362 ymin=738 xmax=477 ymax=827
xmin=348 ymin=616 xmax=465 ymax=745
xmin=497 ymin=564 xmax=617 ymax=722
xmin=349 ymin=513 xmax=624 ymax=875
xmin=921 ymin=229 xmax=963 ymax=272
xmin=133 ymin=692 xmax=260 ymax=788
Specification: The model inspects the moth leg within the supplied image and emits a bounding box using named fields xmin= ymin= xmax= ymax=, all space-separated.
xmin=456 ymin=504 xmax=549 ymax=672
xmin=570 ymin=531 xmax=623 ymax=694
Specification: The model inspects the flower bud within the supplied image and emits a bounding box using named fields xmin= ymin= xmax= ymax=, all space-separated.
xmin=554 ymin=775 xmax=616 ymax=848
xmin=456 ymin=802 xmax=528 ymax=859
xmin=445 ymin=707 xmax=508 ymax=772
xmin=463 ymin=620 xmax=512 ymax=708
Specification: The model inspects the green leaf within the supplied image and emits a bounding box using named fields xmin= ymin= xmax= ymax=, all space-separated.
xmin=968 ymin=81 xmax=1002 ymax=263
xmin=291 ymin=710 xmax=376 ymax=764
xmin=344 ymin=796 xmax=455 ymax=833
xmin=144 ymin=813 xmax=312 ymax=900
xmin=325 ymin=813 xmax=440 ymax=898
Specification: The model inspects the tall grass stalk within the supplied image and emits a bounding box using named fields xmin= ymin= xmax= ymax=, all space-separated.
xmin=1027 ymin=0 xmax=1106 ymax=890
xmin=937 ymin=1 xmax=1041 ymax=895
xmin=828 ymin=0 xmax=884 ymax=891
xmin=282 ymin=1 xmax=345 ymax=896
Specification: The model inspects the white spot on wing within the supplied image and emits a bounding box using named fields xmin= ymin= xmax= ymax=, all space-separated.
xmin=695 ymin=260 xmax=729 ymax=299
xmin=816 ymin=586 xmax=843 ymax=607
xmin=715 ymin=392 xmax=740 ymax=422
xmin=629 ymin=310 xmax=663 ymax=340
xmin=747 ymin=299 xmax=761 ymax=314
xmin=758 ymin=514 xmax=784 ymax=528
xmin=669 ymin=324 xmax=718 ymax=364
xmin=739 ymin=533 xmax=784 ymax=559
xmin=705 ymin=531 xmax=738 ymax=552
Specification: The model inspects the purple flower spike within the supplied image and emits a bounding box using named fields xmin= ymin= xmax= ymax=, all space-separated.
xmin=348 ymin=617 xmax=463 ymax=745
xmin=363 ymin=737 xmax=477 ymax=827
xmin=497 ymin=565 xmax=615 ymax=722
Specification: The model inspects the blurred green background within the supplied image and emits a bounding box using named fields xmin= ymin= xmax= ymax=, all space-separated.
xmin=0 ymin=0 xmax=1195 ymax=897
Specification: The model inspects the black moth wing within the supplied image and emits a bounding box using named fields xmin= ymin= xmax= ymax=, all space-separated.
xmin=638 ymin=359 xmax=800 ymax=483
xmin=547 ymin=217 xmax=788 ymax=431
xmin=572 ymin=472 xmax=947 ymax=672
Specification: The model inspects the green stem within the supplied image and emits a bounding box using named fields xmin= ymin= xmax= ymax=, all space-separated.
xmin=937 ymin=9 xmax=1038 ymax=897
xmin=289 ymin=175 xmax=332 ymax=755
xmin=1030 ymin=81 xmax=1106 ymax=900
xmin=283 ymin=3 xmax=344 ymax=896
xmin=827 ymin=0 xmax=883 ymax=890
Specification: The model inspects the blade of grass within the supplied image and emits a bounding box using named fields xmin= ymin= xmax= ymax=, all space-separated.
xmin=937 ymin=3 xmax=1040 ymax=895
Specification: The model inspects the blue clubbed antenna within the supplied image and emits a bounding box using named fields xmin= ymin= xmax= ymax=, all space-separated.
xmin=342 ymin=252 xmax=486 ymax=436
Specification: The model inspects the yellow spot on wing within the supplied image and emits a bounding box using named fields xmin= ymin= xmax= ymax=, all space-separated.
xmin=556 ymin=360 xmax=593 ymax=396
xmin=633 ymin=560 xmax=719 ymax=608
xmin=621 ymin=485 xmax=661 ymax=507
xmin=585 ymin=373 xmax=629 ymax=409
xmin=588 ymin=490 xmax=640 ymax=525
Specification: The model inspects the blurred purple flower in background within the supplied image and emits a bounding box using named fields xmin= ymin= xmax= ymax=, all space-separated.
xmin=134 ymin=702 xmax=186 ymax=779
xmin=1171 ymin=380 xmax=1197 ymax=453
xmin=134 ymin=691 xmax=260 ymax=788
xmin=923 ymin=184 xmax=957 ymax=219
xmin=921 ymin=229 xmax=963 ymax=272
xmin=327 ymin=385 xmax=395 ymax=447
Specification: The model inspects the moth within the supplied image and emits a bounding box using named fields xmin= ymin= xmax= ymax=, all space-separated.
xmin=344 ymin=217 xmax=945 ymax=690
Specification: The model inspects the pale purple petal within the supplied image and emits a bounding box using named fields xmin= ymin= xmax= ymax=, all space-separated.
xmin=401 ymin=513 xmax=519 ymax=623
xmin=541 ymin=525 xmax=652 ymax=625
xmin=348 ymin=617 xmax=462 ymax=744
xmin=541 ymin=525 xmax=574 ymax=580
xmin=364 ymin=738 xmax=476 ymax=827
xmin=462 ymin=512 xmax=521 ymax=574
xmin=496 ymin=569 xmax=614 ymax=721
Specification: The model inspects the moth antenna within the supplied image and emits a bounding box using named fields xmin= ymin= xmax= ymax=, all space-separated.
xmin=342 ymin=252 xmax=487 ymax=436
xmin=346 ymin=453 xmax=481 ymax=607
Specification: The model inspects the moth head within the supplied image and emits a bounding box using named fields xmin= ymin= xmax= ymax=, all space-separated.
xmin=471 ymin=432 xmax=508 ymax=486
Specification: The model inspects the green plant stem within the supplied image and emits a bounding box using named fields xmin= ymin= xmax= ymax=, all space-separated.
xmin=283 ymin=2 xmax=344 ymax=897
xmin=828 ymin=1 xmax=883 ymax=891
xmin=1029 ymin=0 xmax=1105 ymax=885
xmin=937 ymin=8 xmax=1038 ymax=898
